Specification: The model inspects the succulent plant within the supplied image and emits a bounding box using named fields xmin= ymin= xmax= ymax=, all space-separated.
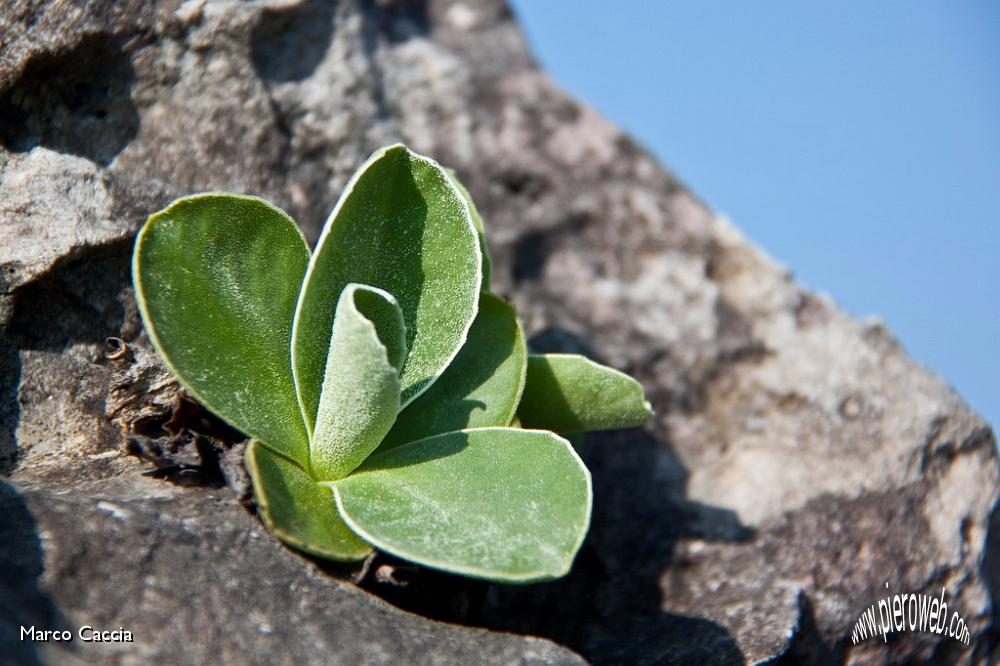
xmin=132 ymin=144 xmax=652 ymax=582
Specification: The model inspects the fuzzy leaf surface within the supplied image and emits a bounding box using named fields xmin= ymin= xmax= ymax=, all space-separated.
xmin=517 ymin=354 xmax=653 ymax=434
xmin=331 ymin=428 xmax=591 ymax=582
xmin=245 ymin=440 xmax=372 ymax=561
xmin=293 ymin=145 xmax=481 ymax=426
xmin=446 ymin=169 xmax=491 ymax=289
xmin=133 ymin=194 xmax=310 ymax=462
xmin=380 ymin=293 xmax=525 ymax=449
xmin=311 ymin=284 xmax=404 ymax=481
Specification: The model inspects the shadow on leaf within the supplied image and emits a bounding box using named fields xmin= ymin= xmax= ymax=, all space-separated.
xmin=360 ymin=431 xmax=472 ymax=473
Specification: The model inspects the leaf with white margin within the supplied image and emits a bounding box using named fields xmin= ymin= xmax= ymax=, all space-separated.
xmin=245 ymin=440 xmax=372 ymax=562
xmin=445 ymin=168 xmax=491 ymax=289
xmin=329 ymin=428 xmax=592 ymax=582
xmin=380 ymin=293 xmax=525 ymax=450
xmin=133 ymin=194 xmax=310 ymax=463
xmin=293 ymin=145 xmax=481 ymax=429
xmin=311 ymin=284 xmax=405 ymax=482
xmin=517 ymin=354 xmax=653 ymax=434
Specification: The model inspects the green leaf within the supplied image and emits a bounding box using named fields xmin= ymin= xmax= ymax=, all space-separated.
xmin=245 ymin=440 xmax=372 ymax=561
xmin=311 ymin=284 xmax=404 ymax=482
xmin=517 ymin=354 xmax=653 ymax=434
xmin=293 ymin=144 xmax=481 ymax=427
xmin=446 ymin=169 xmax=491 ymax=289
xmin=134 ymin=194 xmax=310 ymax=462
xmin=380 ymin=293 xmax=526 ymax=449
xmin=329 ymin=428 xmax=592 ymax=582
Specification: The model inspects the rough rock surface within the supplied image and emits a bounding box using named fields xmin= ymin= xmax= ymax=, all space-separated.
xmin=1 ymin=1 xmax=997 ymax=664
xmin=0 ymin=478 xmax=581 ymax=665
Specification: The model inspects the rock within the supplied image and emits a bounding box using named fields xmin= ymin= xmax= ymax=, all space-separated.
xmin=1 ymin=0 xmax=996 ymax=664
xmin=0 ymin=478 xmax=583 ymax=665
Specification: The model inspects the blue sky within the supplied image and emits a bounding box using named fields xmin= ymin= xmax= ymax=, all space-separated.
xmin=510 ymin=1 xmax=998 ymax=428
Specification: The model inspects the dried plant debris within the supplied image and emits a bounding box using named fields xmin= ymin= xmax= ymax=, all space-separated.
xmin=106 ymin=337 xmax=248 ymax=494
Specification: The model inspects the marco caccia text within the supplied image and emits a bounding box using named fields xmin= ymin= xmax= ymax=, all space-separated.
xmin=21 ymin=625 xmax=134 ymax=643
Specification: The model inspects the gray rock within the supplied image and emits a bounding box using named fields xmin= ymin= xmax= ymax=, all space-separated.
xmin=1 ymin=0 xmax=996 ymax=664
xmin=0 ymin=478 xmax=583 ymax=666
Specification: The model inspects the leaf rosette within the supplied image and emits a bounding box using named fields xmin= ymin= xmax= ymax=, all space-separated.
xmin=133 ymin=144 xmax=653 ymax=582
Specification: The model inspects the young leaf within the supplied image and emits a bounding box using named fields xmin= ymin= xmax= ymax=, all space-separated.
xmin=311 ymin=284 xmax=404 ymax=482
xmin=134 ymin=194 xmax=311 ymax=462
xmin=446 ymin=169 xmax=491 ymax=289
xmin=517 ymin=354 xmax=653 ymax=434
xmin=380 ymin=293 xmax=526 ymax=449
xmin=329 ymin=428 xmax=592 ymax=582
xmin=245 ymin=440 xmax=372 ymax=562
xmin=293 ymin=145 xmax=481 ymax=428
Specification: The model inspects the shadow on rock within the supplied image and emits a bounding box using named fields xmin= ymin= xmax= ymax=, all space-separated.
xmin=0 ymin=34 xmax=139 ymax=166
xmin=0 ymin=333 xmax=20 ymax=475
xmin=251 ymin=0 xmax=339 ymax=82
xmin=2 ymin=238 xmax=137 ymax=474
xmin=359 ymin=369 xmax=752 ymax=664
xmin=977 ymin=496 xmax=1000 ymax=663
xmin=765 ymin=594 xmax=841 ymax=665
xmin=8 ymin=239 xmax=133 ymax=353
xmin=0 ymin=480 xmax=74 ymax=664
